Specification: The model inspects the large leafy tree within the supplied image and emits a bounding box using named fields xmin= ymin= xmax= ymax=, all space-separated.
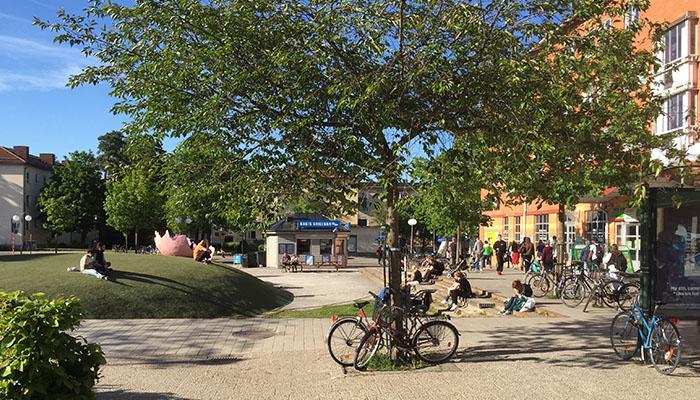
xmin=41 ymin=0 xmax=674 ymax=306
xmin=37 ymin=151 xmax=104 ymax=247
xmin=97 ymin=130 xmax=128 ymax=181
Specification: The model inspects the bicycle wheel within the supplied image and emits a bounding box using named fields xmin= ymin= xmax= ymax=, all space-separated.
xmin=327 ymin=318 xmax=367 ymax=366
xmin=648 ymin=318 xmax=682 ymax=375
xmin=353 ymin=329 xmax=382 ymax=371
xmin=560 ymin=277 xmax=589 ymax=308
xmin=412 ymin=320 xmax=459 ymax=364
xmin=530 ymin=274 xmax=550 ymax=298
xmin=616 ymin=283 xmax=640 ymax=312
xmin=600 ymin=281 xmax=620 ymax=308
xmin=610 ymin=311 xmax=639 ymax=360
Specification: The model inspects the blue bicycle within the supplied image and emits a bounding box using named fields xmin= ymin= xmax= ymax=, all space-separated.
xmin=610 ymin=302 xmax=682 ymax=375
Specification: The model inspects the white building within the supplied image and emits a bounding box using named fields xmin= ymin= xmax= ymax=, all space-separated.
xmin=0 ymin=146 xmax=55 ymax=249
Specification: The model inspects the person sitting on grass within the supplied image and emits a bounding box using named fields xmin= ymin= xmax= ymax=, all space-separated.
xmin=93 ymin=242 xmax=113 ymax=273
xmin=446 ymin=271 xmax=473 ymax=311
xmin=68 ymin=248 xmax=108 ymax=280
xmin=193 ymin=240 xmax=213 ymax=264
xmin=498 ymin=280 xmax=527 ymax=315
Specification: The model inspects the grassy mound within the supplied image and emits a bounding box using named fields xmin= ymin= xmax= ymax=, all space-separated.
xmin=0 ymin=253 xmax=292 ymax=319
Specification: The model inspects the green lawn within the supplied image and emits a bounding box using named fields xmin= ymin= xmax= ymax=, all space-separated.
xmin=270 ymin=302 xmax=375 ymax=318
xmin=0 ymin=252 xmax=292 ymax=319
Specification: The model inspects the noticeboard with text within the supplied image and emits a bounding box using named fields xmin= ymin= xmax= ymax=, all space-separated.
xmin=654 ymin=190 xmax=700 ymax=317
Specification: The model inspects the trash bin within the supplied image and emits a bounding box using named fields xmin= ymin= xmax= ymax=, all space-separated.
xmin=233 ymin=254 xmax=247 ymax=266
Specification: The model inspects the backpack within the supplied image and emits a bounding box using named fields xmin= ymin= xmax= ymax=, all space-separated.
xmin=522 ymin=283 xmax=533 ymax=298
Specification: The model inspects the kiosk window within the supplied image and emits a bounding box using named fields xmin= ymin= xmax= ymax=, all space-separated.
xmin=278 ymin=243 xmax=295 ymax=255
xmin=297 ymin=239 xmax=311 ymax=254
xmin=320 ymin=239 xmax=332 ymax=255
xmin=348 ymin=236 xmax=357 ymax=253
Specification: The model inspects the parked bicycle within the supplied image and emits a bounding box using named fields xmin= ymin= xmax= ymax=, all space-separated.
xmin=559 ymin=269 xmax=638 ymax=311
xmin=610 ymin=301 xmax=682 ymax=375
xmin=353 ymin=291 xmax=459 ymax=370
xmin=326 ymin=299 xmax=373 ymax=366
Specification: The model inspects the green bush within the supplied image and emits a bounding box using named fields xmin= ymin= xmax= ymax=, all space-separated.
xmin=0 ymin=291 xmax=106 ymax=400
xmin=222 ymin=241 xmax=240 ymax=253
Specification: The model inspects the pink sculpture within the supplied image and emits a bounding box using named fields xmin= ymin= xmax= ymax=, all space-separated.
xmin=154 ymin=230 xmax=194 ymax=258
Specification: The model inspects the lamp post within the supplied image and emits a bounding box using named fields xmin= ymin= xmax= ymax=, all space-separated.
xmin=408 ymin=218 xmax=417 ymax=256
xmin=24 ymin=215 xmax=33 ymax=255
xmin=11 ymin=215 xmax=20 ymax=255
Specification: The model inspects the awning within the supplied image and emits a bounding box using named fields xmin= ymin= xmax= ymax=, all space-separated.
xmin=613 ymin=213 xmax=638 ymax=223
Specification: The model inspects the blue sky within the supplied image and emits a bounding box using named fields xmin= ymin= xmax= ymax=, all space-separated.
xmin=0 ymin=0 xmax=178 ymax=159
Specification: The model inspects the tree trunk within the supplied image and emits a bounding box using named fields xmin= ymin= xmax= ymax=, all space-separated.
xmin=384 ymin=178 xmax=404 ymax=309
xmin=124 ymin=232 xmax=128 ymax=250
xmin=135 ymin=227 xmax=139 ymax=253
xmin=557 ymin=204 xmax=566 ymax=262
xmin=456 ymin=224 xmax=462 ymax=264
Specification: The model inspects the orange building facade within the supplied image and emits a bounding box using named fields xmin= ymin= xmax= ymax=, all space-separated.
xmin=481 ymin=1 xmax=700 ymax=270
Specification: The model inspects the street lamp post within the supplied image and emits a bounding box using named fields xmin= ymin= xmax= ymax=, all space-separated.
xmin=185 ymin=217 xmax=192 ymax=238
xmin=408 ymin=218 xmax=417 ymax=256
xmin=11 ymin=215 xmax=20 ymax=255
xmin=24 ymin=215 xmax=33 ymax=255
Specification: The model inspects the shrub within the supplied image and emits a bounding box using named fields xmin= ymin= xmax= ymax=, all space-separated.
xmin=222 ymin=241 xmax=240 ymax=253
xmin=0 ymin=291 xmax=106 ymax=400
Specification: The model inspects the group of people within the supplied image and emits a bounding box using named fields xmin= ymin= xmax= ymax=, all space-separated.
xmin=409 ymin=256 xmax=446 ymax=283
xmin=466 ymin=235 xmax=562 ymax=275
xmin=68 ymin=242 xmax=113 ymax=280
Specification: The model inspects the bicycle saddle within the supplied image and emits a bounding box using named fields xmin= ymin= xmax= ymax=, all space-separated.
xmin=354 ymin=300 xmax=370 ymax=309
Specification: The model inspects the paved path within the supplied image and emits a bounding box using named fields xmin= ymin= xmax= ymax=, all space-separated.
xmin=85 ymin=315 xmax=700 ymax=399
xmin=234 ymin=264 xmax=378 ymax=310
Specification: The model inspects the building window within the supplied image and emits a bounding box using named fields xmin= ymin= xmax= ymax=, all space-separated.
xmin=43 ymin=176 xmax=46 ymax=184
xmin=502 ymin=217 xmax=509 ymax=241
xmin=320 ymin=239 xmax=332 ymax=255
xmin=585 ymin=210 xmax=607 ymax=244
xmin=624 ymin=6 xmax=639 ymax=29
xmin=667 ymin=92 xmax=684 ymax=131
xmin=664 ymin=23 xmax=682 ymax=64
xmin=296 ymin=239 xmax=311 ymax=254
xmin=278 ymin=243 xmax=295 ymax=255
xmin=25 ymin=195 xmax=30 ymax=206
xmin=34 ymin=174 xmax=38 ymax=183
xmin=358 ymin=218 xmax=368 ymax=227
xmin=26 ymin=172 xmax=29 ymax=183
xmin=248 ymin=231 xmax=256 ymax=240
xmin=514 ymin=216 xmax=521 ymax=242
xmin=535 ymin=215 xmax=549 ymax=241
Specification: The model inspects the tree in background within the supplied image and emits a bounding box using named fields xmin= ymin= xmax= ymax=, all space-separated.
xmin=104 ymin=134 xmax=165 ymax=248
xmin=97 ymin=130 xmax=128 ymax=181
xmin=37 ymin=151 xmax=104 ymax=248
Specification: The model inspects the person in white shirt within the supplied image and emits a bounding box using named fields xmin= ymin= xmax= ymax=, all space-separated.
xmin=68 ymin=249 xmax=108 ymax=280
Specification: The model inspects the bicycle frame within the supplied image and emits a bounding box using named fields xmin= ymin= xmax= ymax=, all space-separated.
xmin=627 ymin=303 xmax=657 ymax=350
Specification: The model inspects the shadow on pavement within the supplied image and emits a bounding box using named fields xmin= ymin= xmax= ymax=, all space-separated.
xmin=106 ymin=356 xmax=244 ymax=369
xmin=452 ymin=317 xmax=700 ymax=375
xmin=98 ymin=387 xmax=191 ymax=400
xmin=0 ymin=254 xmax=57 ymax=262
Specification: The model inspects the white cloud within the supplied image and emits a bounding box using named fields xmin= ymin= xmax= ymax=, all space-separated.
xmin=0 ymin=64 xmax=85 ymax=92
xmin=0 ymin=35 xmax=97 ymax=92
xmin=0 ymin=12 xmax=33 ymax=24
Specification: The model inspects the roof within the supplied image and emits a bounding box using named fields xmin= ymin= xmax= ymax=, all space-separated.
xmin=0 ymin=146 xmax=54 ymax=170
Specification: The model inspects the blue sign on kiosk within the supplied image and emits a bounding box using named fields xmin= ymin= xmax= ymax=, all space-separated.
xmin=298 ymin=220 xmax=341 ymax=229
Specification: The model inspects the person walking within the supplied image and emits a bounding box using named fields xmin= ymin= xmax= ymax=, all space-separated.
xmin=482 ymin=239 xmax=493 ymax=270
xmin=494 ymin=234 xmax=507 ymax=275
xmin=551 ymin=235 xmax=559 ymax=262
xmin=472 ymin=238 xmax=484 ymax=272
xmin=519 ymin=237 xmax=535 ymax=272
xmin=541 ymin=240 xmax=554 ymax=272
xmin=509 ymin=240 xmax=520 ymax=268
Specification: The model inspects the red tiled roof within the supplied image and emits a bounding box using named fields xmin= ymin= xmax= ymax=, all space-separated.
xmin=0 ymin=146 xmax=54 ymax=170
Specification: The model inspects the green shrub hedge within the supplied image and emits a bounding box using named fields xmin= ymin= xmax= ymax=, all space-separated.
xmin=0 ymin=291 xmax=106 ymax=400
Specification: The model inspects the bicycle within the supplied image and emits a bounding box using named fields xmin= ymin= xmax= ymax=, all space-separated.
xmin=559 ymin=269 xmax=638 ymax=311
xmin=353 ymin=293 xmax=459 ymax=371
xmin=326 ymin=299 xmax=373 ymax=366
xmin=610 ymin=302 xmax=682 ymax=375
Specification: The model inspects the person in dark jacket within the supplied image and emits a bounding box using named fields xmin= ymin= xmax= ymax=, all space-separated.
xmin=447 ymin=271 xmax=472 ymax=311
xmin=541 ymin=240 xmax=554 ymax=272
xmin=494 ymin=234 xmax=507 ymax=275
